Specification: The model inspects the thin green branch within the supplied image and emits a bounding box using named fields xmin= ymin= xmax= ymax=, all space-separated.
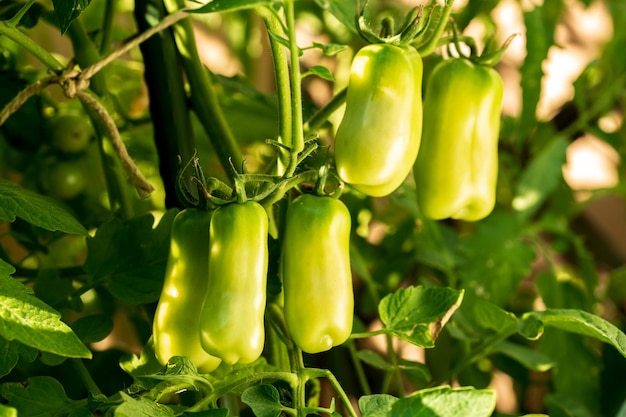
xmin=304 ymin=368 xmax=359 ymax=417
xmin=0 ymin=21 xmax=64 ymax=72
xmin=285 ymin=0 xmax=304 ymax=174
xmin=304 ymin=88 xmax=347 ymax=135
xmin=256 ymin=6 xmax=292 ymax=175
xmin=7 ymin=0 xmax=37 ymax=27
xmin=99 ymin=0 xmax=116 ymax=55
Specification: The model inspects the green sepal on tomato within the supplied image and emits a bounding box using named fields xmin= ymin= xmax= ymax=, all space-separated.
xmin=153 ymin=208 xmax=222 ymax=373
xmin=199 ymin=201 xmax=268 ymax=365
xmin=281 ymin=193 xmax=353 ymax=354
xmin=334 ymin=43 xmax=423 ymax=197
xmin=413 ymin=57 xmax=503 ymax=221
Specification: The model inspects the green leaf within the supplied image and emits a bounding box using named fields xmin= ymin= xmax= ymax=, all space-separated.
xmin=84 ymin=210 xmax=176 ymax=304
xmin=241 ymin=384 xmax=285 ymax=417
xmin=311 ymin=41 xmax=347 ymax=56
xmin=512 ymin=136 xmax=569 ymax=221
xmin=521 ymin=309 xmax=626 ymax=357
xmin=379 ymin=286 xmax=464 ymax=348
xmin=189 ymin=0 xmax=273 ymax=14
xmin=302 ymin=65 xmax=334 ymax=81
xmin=492 ymin=340 xmax=556 ymax=372
xmin=469 ymin=297 xmax=519 ymax=335
xmin=313 ymin=0 xmax=358 ymax=33
xmin=358 ymin=394 xmax=399 ymax=417
xmin=0 ymin=376 xmax=84 ymax=417
xmin=0 ymin=272 xmax=91 ymax=359
xmin=205 ymin=357 xmax=277 ymax=395
xmin=130 ymin=356 xmax=206 ymax=394
xmin=391 ymin=386 xmax=496 ymax=417
xmin=0 ymin=333 xmax=36 ymax=377
xmin=457 ymin=212 xmax=536 ymax=306
xmin=71 ymin=314 xmax=114 ymax=344
xmin=518 ymin=1 xmax=564 ymax=139
xmin=391 ymin=187 xmax=457 ymax=274
xmin=0 ymin=404 xmax=17 ymax=417
xmin=357 ymin=350 xmax=392 ymax=370
xmin=397 ymin=358 xmax=431 ymax=387
xmin=114 ymin=392 xmax=174 ymax=417
xmin=0 ymin=179 xmax=87 ymax=236
xmin=0 ymin=336 xmax=19 ymax=378
xmin=119 ymin=338 xmax=163 ymax=377
xmin=33 ymin=268 xmax=75 ymax=309
xmin=51 ymin=0 xmax=92 ymax=34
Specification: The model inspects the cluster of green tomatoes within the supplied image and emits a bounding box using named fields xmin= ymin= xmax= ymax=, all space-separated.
xmin=153 ymin=10 xmax=506 ymax=372
xmin=335 ymin=42 xmax=504 ymax=221
xmin=153 ymin=192 xmax=352 ymax=372
xmin=39 ymin=112 xmax=94 ymax=200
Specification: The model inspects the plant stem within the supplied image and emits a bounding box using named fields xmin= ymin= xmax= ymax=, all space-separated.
xmin=346 ymin=340 xmax=372 ymax=396
xmin=71 ymin=359 xmax=104 ymax=398
xmin=350 ymin=329 xmax=387 ymax=339
xmin=0 ymin=21 xmax=64 ymax=72
xmin=134 ymin=0 xmax=197 ymax=208
xmin=165 ymin=0 xmax=244 ymax=182
xmin=284 ymin=0 xmax=304 ymax=175
xmin=7 ymin=0 xmax=37 ymax=27
xmin=256 ymin=7 xmax=292 ymax=175
xmin=380 ymin=333 xmax=404 ymax=397
xmin=305 ymin=368 xmax=359 ymax=417
xmin=99 ymin=0 xmax=116 ymax=55
xmin=188 ymin=371 xmax=298 ymax=412
xmin=304 ymin=87 xmax=347 ymax=135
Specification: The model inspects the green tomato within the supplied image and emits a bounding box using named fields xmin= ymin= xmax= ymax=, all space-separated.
xmin=50 ymin=114 xmax=93 ymax=154
xmin=153 ymin=208 xmax=222 ymax=373
xmin=281 ymin=194 xmax=353 ymax=354
xmin=334 ymin=43 xmax=423 ymax=197
xmin=413 ymin=58 xmax=503 ymax=221
xmin=40 ymin=161 xmax=87 ymax=200
xmin=199 ymin=201 xmax=268 ymax=365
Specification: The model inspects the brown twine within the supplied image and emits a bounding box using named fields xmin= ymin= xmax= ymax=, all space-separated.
xmin=0 ymin=8 xmax=190 ymax=198
xmin=76 ymin=91 xmax=155 ymax=198
xmin=0 ymin=75 xmax=56 ymax=126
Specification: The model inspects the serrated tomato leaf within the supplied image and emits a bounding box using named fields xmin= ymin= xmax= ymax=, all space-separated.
xmin=0 ymin=269 xmax=91 ymax=359
xmin=0 ymin=179 xmax=87 ymax=236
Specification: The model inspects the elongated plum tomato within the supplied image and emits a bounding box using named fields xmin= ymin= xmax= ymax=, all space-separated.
xmin=413 ymin=58 xmax=503 ymax=221
xmin=153 ymin=208 xmax=222 ymax=373
xmin=334 ymin=43 xmax=423 ymax=197
xmin=199 ymin=201 xmax=268 ymax=365
xmin=281 ymin=194 xmax=353 ymax=353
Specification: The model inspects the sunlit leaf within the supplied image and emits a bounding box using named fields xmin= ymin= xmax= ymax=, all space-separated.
xmin=391 ymin=386 xmax=496 ymax=417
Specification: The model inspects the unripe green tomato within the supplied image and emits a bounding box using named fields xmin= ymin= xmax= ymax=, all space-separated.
xmin=153 ymin=208 xmax=222 ymax=373
xmin=40 ymin=161 xmax=86 ymax=200
xmin=199 ymin=201 xmax=268 ymax=365
xmin=50 ymin=114 xmax=93 ymax=154
xmin=413 ymin=58 xmax=503 ymax=221
xmin=281 ymin=194 xmax=353 ymax=353
xmin=334 ymin=43 xmax=423 ymax=197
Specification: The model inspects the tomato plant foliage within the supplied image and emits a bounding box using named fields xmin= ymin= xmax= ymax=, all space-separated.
xmin=1 ymin=0 xmax=626 ymax=416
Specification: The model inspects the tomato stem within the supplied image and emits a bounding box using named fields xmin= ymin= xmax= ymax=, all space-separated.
xmin=284 ymin=0 xmax=305 ymax=173
xmin=6 ymin=0 xmax=37 ymax=28
xmin=0 ymin=21 xmax=64 ymax=73
xmin=303 ymin=87 xmax=347 ymax=135
xmin=257 ymin=6 xmax=292 ymax=175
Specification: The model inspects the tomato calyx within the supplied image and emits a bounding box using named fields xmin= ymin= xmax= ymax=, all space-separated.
xmin=443 ymin=21 xmax=519 ymax=68
xmin=355 ymin=0 xmax=452 ymax=48
xmin=174 ymin=136 xmax=322 ymax=209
